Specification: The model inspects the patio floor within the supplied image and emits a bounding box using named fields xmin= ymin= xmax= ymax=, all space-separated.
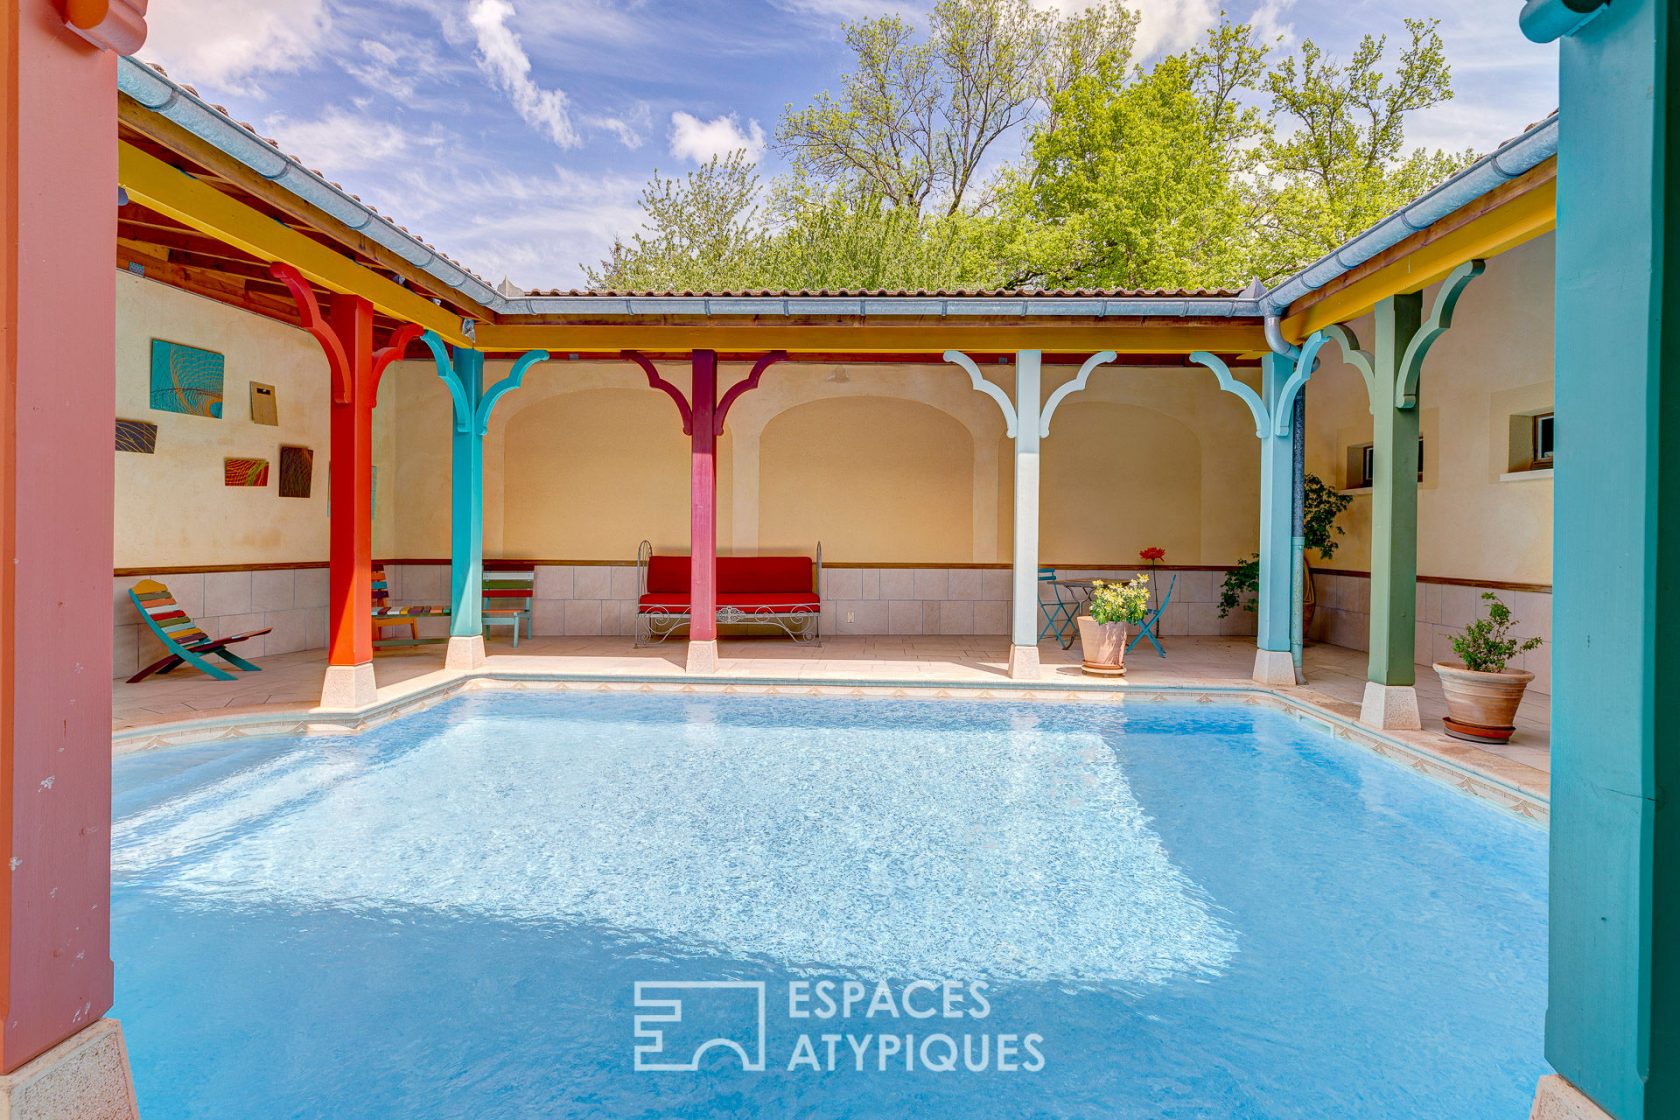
xmin=112 ymin=635 xmax=1552 ymax=800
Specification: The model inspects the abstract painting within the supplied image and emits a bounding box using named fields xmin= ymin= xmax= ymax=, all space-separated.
xmin=278 ymin=445 xmax=313 ymax=498
xmin=115 ymin=418 xmax=158 ymax=454
xmin=250 ymin=382 xmax=278 ymax=426
xmin=150 ymin=340 xmax=224 ymax=418
xmin=224 ymin=457 xmax=269 ymax=487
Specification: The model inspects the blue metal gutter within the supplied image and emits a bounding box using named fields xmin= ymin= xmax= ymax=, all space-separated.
xmin=1257 ymin=114 xmax=1558 ymax=318
xmin=117 ymin=55 xmax=1558 ymax=327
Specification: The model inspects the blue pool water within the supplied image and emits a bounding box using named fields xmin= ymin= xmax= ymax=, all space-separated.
xmin=112 ymin=693 xmax=1547 ymax=1118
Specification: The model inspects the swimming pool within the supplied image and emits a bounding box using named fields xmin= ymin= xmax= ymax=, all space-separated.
xmin=112 ymin=692 xmax=1546 ymax=1118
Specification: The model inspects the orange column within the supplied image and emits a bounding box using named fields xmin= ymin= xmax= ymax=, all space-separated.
xmin=0 ymin=0 xmax=134 ymax=1075
xmin=325 ymin=296 xmax=376 ymax=673
xmin=269 ymin=264 xmax=380 ymax=710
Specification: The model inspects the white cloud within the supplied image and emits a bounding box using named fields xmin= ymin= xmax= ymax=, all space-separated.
xmin=668 ymin=111 xmax=767 ymax=163
xmin=263 ymin=107 xmax=420 ymax=175
xmin=465 ymin=0 xmax=582 ymax=148
xmin=140 ymin=0 xmax=330 ymax=93
xmin=587 ymin=102 xmax=653 ymax=150
xmin=1249 ymin=0 xmax=1296 ymax=45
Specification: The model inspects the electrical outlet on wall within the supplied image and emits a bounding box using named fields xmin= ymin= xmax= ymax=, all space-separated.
xmin=847 ymin=611 xmax=855 ymax=623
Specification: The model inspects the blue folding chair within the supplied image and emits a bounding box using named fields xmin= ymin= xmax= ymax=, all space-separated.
xmin=1038 ymin=567 xmax=1078 ymax=646
xmin=1127 ymin=573 xmax=1177 ymax=657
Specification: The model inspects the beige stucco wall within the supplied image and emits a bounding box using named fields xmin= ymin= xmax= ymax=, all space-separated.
xmin=116 ymin=234 xmax=1554 ymax=592
xmin=373 ymin=357 xmax=1267 ymax=567
xmin=114 ymin=270 xmax=330 ymax=568
xmin=1305 ymin=233 xmax=1555 ymax=584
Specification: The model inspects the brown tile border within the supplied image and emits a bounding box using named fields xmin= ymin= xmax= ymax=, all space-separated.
xmin=111 ymin=668 xmax=1548 ymax=824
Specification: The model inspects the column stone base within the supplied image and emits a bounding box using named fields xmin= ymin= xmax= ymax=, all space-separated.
xmin=319 ymin=662 xmax=377 ymax=710
xmin=1252 ymin=649 xmax=1299 ymax=687
xmin=1007 ymin=644 xmax=1040 ymax=680
xmin=1360 ymin=682 xmax=1422 ymax=730
xmin=445 ymin=635 xmax=487 ymax=670
xmin=686 ymin=639 xmax=719 ymax=674
xmin=0 ymin=1019 xmax=139 ymax=1120
xmin=1529 ymin=1075 xmax=1615 ymax=1120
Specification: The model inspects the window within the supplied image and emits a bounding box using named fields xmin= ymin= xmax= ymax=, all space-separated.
xmin=1348 ymin=439 xmax=1425 ymax=490
xmin=1533 ymin=412 xmax=1554 ymax=465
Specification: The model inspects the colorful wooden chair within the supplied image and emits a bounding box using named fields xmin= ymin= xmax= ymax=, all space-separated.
xmin=482 ymin=568 xmax=535 ymax=647
xmin=371 ymin=567 xmax=451 ymax=647
xmin=127 ymin=579 xmax=271 ymax=683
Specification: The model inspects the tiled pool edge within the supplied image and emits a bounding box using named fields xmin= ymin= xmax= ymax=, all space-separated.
xmin=109 ymin=671 xmax=1549 ymax=825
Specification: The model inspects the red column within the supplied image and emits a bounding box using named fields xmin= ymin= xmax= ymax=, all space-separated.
xmin=325 ymin=295 xmax=376 ymax=669
xmin=689 ymin=350 xmax=719 ymax=645
xmin=0 ymin=2 xmax=127 ymax=1072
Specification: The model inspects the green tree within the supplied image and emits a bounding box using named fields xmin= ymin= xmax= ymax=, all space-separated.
xmin=996 ymin=21 xmax=1269 ymax=289
xmin=756 ymin=183 xmax=988 ymax=291
xmin=1257 ymin=18 xmax=1476 ymax=271
xmin=584 ymin=152 xmax=767 ymax=291
xmin=775 ymin=0 xmax=1138 ymax=214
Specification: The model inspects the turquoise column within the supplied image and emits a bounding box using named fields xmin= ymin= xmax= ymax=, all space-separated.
xmin=1531 ymin=0 xmax=1677 ymax=1115
xmin=419 ymin=334 xmax=549 ymax=668
xmin=1253 ymin=353 xmax=1297 ymax=685
xmin=450 ymin=349 xmax=485 ymax=641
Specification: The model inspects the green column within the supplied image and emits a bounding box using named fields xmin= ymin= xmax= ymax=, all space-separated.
xmin=1366 ymin=292 xmax=1422 ymax=693
xmin=1539 ymin=0 xmax=1678 ymax=1116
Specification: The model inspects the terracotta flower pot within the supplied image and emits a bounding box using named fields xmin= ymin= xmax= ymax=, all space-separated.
xmin=1076 ymin=616 xmax=1128 ymax=677
xmin=1433 ymin=661 xmax=1535 ymax=744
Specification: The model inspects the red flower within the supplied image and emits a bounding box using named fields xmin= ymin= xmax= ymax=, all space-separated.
xmin=1139 ymin=547 xmax=1166 ymax=562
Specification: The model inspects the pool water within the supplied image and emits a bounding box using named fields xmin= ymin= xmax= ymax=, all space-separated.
xmin=112 ymin=693 xmax=1547 ymax=1118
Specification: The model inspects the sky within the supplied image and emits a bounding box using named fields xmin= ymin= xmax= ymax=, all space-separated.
xmin=138 ymin=0 xmax=1557 ymax=292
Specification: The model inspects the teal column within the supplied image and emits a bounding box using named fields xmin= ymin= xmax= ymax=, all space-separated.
xmin=1366 ymin=293 xmax=1422 ymax=694
xmin=450 ymin=348 xmax=485 ymax=639
xmin=1538 ymin=0 xmax=1678 ymax=1115
xmin=1254 ymin=353 xmax=1296 ymax=680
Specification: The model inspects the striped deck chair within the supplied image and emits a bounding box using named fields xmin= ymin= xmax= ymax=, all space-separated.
xmin=482 ymin=568 xmax=535 ymax=647
xmin=127 ymin=579 xmax=271 ymax=683
xmin=371 ymin=567 xmax=451 ymax=647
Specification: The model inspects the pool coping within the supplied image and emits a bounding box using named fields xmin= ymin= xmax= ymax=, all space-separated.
xmin=109 ymin=668 xmax=1549 ymax=826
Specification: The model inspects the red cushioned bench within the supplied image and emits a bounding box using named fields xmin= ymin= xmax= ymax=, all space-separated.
xmin=635 ymin=540 xmax=822 ymax=647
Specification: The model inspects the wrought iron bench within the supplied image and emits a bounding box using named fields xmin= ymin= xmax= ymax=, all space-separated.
xmin=634 ymin=540 xmax=822 ymax=647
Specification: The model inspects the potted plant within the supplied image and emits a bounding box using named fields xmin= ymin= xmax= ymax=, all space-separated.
xmin=1433 ymin=592 xmax=1544 ymax=743
xmin=1076 ymin=575 xmax=1150 ymax=676
xmin=1217 ymin=473 xmax=1352 ymax=633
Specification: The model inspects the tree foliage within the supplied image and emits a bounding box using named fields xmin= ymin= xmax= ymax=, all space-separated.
xmin=775 ymin=0 xmax=1138 ymax=213
xmin=588 ymin=4 xmax=1479 ymax=294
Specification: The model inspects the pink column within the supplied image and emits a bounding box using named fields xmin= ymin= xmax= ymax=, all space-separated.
xmin=0 ymin=0 xmax=137 ymax=1078
xmin=687 ymin=350 xmax=719 ymax=671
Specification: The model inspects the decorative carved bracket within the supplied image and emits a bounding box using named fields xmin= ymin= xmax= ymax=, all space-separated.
xmin=624 ymin=351 xmax=694 ymax=435
xmin=419 ymin=331 xmax=474 ymax=433
xmin=1396 ymin=259 xmax=1485 ymax=408
xmin=1038 ymin=351 xmax=1120 ymax=438
xmin=1319 ymin=324 xmax=1379 ymax=417
xmin=1270 ymin=330 xmax=1330 ymax=438
xmin=476 ymin=349 xmax=550 ymax=435
xmin=370 ymin=324 xmax=423 ymax=408
xmin=942 ymin=350 xmax=1019 ymax=438
xmin=270 ymin=262 xmax=352 ymax=404
xmin=715 ymin=351 xmax=788 ymax=437
xmin=1187 ymin=351 xmax=1271 ymax=439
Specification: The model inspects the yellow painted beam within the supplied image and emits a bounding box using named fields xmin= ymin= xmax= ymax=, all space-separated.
xmin=118 ymin=141 xmax=471 ymax=345
xmin=475 ymin=321 xmax=1269 ymax=356
xmin=1280 ymin=179 xmax=1556 ymax=341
